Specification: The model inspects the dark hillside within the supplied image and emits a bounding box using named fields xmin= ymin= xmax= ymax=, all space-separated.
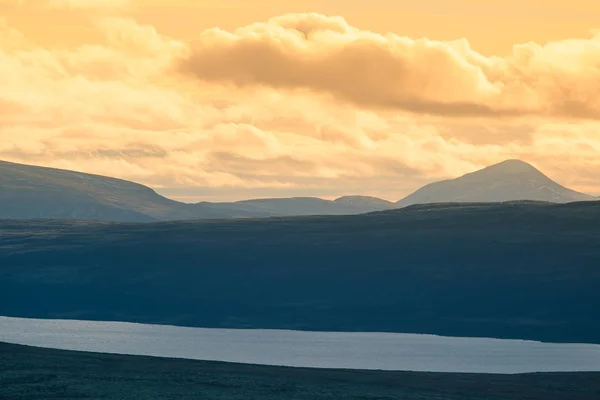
xmin=2 ymin=342 xmax=600 ymax=400
xmin=1 ymin=201 xmax=600 ymax=343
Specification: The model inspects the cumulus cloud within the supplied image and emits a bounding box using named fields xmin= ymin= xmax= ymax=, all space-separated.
xmin=179 ymin=13 xmax=600 ymax=120
xmin=0 ymin=14 xmax=599 ymax=201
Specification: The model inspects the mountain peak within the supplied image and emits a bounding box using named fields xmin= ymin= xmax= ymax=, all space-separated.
xmin=491 ymin=159 xmax=536 ymax=169
xmin=396 ymin=159 xmax=594 ymax=206
xmin=475 ymin=159 xmax=541 ymax=176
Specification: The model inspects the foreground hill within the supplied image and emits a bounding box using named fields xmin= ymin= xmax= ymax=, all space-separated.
xmin=0 ymin=160 xmax=391 ymax=221
xmin=1 ymin=201 xmax=600 ymax=343
xmin=1 ymin=342 xmax=599 ymax=400
xmin=396 ymin=159 xmax=595 ymax=207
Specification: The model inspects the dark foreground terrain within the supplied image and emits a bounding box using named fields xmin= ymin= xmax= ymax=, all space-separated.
xmin=2 ymin=201 xmax=600 ymax=343
xmin=1 ymin=342 xmax=600 ymax=400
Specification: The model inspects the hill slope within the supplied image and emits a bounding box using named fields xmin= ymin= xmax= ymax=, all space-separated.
xmin=396 ymin=160 xmax=594 ymax=207
xmin=1 ymin=201 xmax=600 ymax=344
xmin=0 ymin=161 xmax=391 ymax=221
xmin=0 ymin=160 xmax=271 ymax=221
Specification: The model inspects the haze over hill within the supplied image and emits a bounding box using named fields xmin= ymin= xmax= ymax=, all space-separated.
xmin=396 ymin=160 xmax=594 ymax=207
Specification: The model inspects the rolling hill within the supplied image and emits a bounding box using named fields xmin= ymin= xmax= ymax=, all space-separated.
xmin=2 ymin=201 xmax=599 ymax=344
xmin=333 ymin=195 xmax=394 ymax=209
xmin=228 ymin=196 xmax=393 ymax=216
xmin=396 ymin=159 xmax=595 ymax=207
xmin=0 ymin=160 xmax=268 ymax=221
xmin=0 ymin=160 xmax=391 ymax=221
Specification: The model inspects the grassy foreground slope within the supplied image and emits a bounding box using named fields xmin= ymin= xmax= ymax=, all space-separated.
xmin=1 ymin=342 xmax=600 ymax=400
xmin=1 ymin=201 xmax=600 ymax=343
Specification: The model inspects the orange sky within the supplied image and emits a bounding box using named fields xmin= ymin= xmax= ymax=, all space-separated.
xmin=1 ymin=0 xmax=599 ymax=201
xmin=4 ymin=0 xmax=600 ymax=55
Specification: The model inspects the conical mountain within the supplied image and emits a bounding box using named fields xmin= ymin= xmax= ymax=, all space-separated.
xmin=396 ymin=159 xmax=594 ymax=207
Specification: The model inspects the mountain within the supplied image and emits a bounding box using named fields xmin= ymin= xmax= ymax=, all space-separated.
xmin=0 ymin=160 xmax=392 ymax=221
xmin=2 ymin=159 xmax=593 ymax=221
xmin=396 ymin=160 xmax=595 ymax=207
xmin=3 ymin=342 xmax=599 ymax=400
xmin=2 ymin=201 xmax=600 ymax=344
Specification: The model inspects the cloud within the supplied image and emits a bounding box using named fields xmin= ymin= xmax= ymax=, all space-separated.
xmin=179 ymin=13 xmax=600 ymax=120
xmin=0 ymin=14 xmax=599 ymax=201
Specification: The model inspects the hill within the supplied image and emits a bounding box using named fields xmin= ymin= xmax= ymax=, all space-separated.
xmin=0 ymin=160 xmax=392 ymax=221
xmin=2 ymin=342 xmax=599 ymax=400
xmin=1 ymin=201 xmax=600 ymax=344
xmin=333 ymin=195 xmax=394 ymax=209
xmin=229 ymin=196 xmax=393 ymax=216
xmin=396 ymin=159 xmax=595 ymax=207
xmin=0 ymin=160 xmax=266 ymax=221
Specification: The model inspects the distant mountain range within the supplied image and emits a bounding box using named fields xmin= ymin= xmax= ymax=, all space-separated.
xmin=0 ymin=159 xmax=595 ymax=221
xmin=0 ymin=160 xmax=392 ymax=221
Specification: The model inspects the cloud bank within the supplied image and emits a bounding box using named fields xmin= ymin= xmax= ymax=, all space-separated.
xmin=180 ymin=13 xmax=600 ymax=119
xmin=0 ymin=12 xmax=599 ymax=200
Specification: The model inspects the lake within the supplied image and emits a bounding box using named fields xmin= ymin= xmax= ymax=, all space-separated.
xmin=1 ymin=316 xmax=599 ymax=373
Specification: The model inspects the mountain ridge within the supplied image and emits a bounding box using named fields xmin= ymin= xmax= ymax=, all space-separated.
xmin=0 ymin=158 xmax=594 ymax=221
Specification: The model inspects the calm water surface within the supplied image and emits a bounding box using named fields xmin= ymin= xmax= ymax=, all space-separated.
xmin=1 ymin=316 xmax=599 ymax=373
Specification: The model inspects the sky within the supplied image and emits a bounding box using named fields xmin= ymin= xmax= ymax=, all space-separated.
xmin=1 ymin=0 xmax=599 ymax=201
